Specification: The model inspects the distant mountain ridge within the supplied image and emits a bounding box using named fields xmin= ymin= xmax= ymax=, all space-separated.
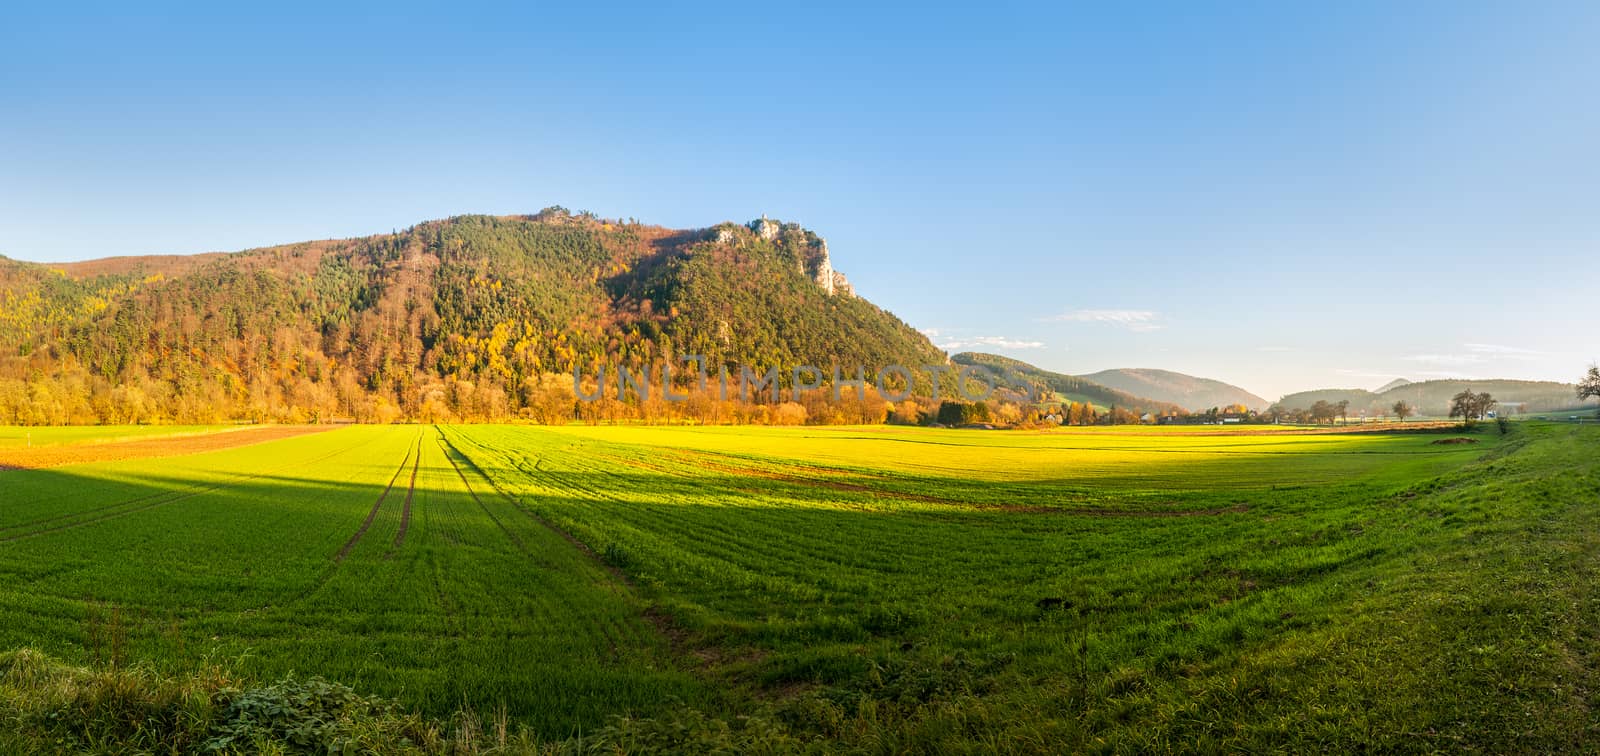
xmin=951 ymin=353 xmax=1183 ymax=415
xmin=1276 ymin=379 xmax=1594 ymax=418
xmin=1080 ymin=368 xmax=1268 ymax=412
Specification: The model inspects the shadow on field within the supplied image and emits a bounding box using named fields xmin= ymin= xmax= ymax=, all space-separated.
xmin=7 ymin=423 xmax=1599 ymax=752
xmin=0 ymin=428 xmax=1495 ymax=734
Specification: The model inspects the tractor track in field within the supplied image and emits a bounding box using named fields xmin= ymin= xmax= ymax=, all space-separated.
xmin=438 ymin=435 xmax=694 ymax=653
xmin=0 ymin=433 xmax=379 ymax=545
xmin=0 ymin=487 xmax=223 ymax=544
xmin=435 ymin=437 xmax=530 ymax=555
xmin=336 ymin=432 xmax=419 ymax=563
xmin=0 ymin=486 xmax=197 ymax=536
xmin=386 ymin=436 xmax=423 ymax=558
xmin=487 ymin=442 xmax=761 ymax=661
xmin=291 ymin=431 xmax=424 ymax=603
xmin=435 ymin=433 xmax=635 ymax=586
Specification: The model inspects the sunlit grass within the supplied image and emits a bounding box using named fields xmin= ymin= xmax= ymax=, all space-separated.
xmin=1 ymin=421 xmax=1595 ymax=751
xmin=0 ymin=424 xmax=234 ymax=449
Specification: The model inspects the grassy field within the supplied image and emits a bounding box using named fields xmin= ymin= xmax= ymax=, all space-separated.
xmin=0 ymin=426 xmax=701 ymax=738
xmin=0 ymin=421 xmax=1596 ymax=752
xmin=0 ymin=425 xmax=233 ymax=449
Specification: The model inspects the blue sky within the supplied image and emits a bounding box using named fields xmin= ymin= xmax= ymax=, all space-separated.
xmin=2 ymin=2 xmax=1595 ymax=400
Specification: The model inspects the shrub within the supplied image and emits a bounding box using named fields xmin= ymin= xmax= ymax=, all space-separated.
xmin=0 ymin=649 xmax=440 ymax=754
xmin=204 ymin=676 xmax=425 ymax=753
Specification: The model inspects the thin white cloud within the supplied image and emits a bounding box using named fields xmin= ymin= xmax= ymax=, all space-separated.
xmin=1047 ymin=309 xmax=1163 ymax=332
xmin=936 ymin=335 xmax=1045 ymax=351
xmin=1336 ymin=368 xmax=1405 ymax=379
xmin=1464 ymin=343 xmax=1544 ymax=359
xmin=1406 ymin=353 xmax=1485 ymax=367
xmin=1406 ymin=343 xmax=1549 ymax=368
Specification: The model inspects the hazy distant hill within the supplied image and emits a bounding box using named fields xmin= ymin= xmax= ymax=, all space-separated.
xmin=0 ymin=210 xmax=949 ymax=423
xmin=1276 ymin=379 xmax=1593 ymax=418
xmin=1080 ymin=368 xmax=1268 ymax=412
xmin=1374 ymin=378 xmax=1413 ymax=393
xmin=951 ymin=353 xmax=1182 ymax=415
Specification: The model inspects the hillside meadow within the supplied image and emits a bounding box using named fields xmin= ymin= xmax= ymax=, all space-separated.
xmin=0 ymin=421 xmax=1595 ymax=752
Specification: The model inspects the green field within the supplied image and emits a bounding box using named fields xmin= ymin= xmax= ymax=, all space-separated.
xmin=1 ymin=422 xmax=1597 ymax=752
xmin=0 ymin=425 xmax=234 ymax=450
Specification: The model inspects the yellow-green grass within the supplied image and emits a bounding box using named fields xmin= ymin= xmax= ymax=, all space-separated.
xmin=0 ymin=425 xmax=701 ymax=735
xmin=0 ymin=424 xmax=235 ymax=449
xmin=443 ymin=422 xmax=1599 ymax=751
xmin=533 ymin=422 xmax=1476 ymax=490
xmin=1 ymin=421 xmax=1597 ymax=752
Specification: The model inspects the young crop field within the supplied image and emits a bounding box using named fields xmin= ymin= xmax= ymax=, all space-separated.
xmin=0 ymin=425 xmax=701 ymax=736
xmin=1 ymin=421 xmax=1598 ymax=752
xmin=0 ymin=424 xmax=330 ymax=470
xmin=0 ymin=425 xmax=249 ymax=452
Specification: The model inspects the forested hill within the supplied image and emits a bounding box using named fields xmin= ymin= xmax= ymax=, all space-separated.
xmin=951 ymin=353 xmax=1182 ymax=416
xmin=0 ymin=209 xmax=948 ymax=424
xmin=1080 ymin=368 xmax=1268 ymax=412
xmin=1275 ymin=379 xmax=1594 ymax=418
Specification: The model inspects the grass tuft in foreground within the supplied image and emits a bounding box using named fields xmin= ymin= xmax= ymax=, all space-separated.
xmin=0 ymin=649 xmax=443 ymax=753
xmin=0 ymin=649 xmax=811 ymax=754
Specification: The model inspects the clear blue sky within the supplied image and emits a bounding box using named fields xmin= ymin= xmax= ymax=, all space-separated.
xmin=2 ymin=2 xmax=1595 ymax=400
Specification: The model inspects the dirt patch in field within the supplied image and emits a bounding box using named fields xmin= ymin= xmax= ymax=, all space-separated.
xmin=643 ymin=605 xmax=691 ymax=646
xmin=0 ymin=425 xmax=335 ymax=471
xmin=1430 ymin=437 xmax=1480 ymax=445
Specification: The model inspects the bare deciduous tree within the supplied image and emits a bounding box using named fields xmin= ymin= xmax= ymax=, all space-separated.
xmin=1449 ymin=390 xmax=1495 ymax=426
xmin=1392 ymin=400 xmax=1413 ymax=422
xmin=1580 ymin=365 xmax=1600 ymax=405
